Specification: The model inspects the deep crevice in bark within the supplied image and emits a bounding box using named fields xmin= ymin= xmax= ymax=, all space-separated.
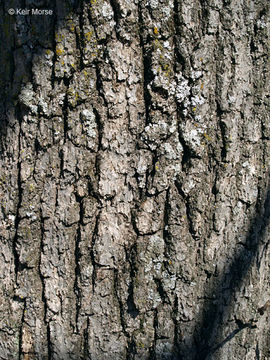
xmin=138 ymin=1 xmax=153 ymax=126
xmin=76 ymin=0 xmax=85 ymax=71
xmin=62 ymin=79 xmax=70 ymax=142
xmin=177 ymin=126 xmax=195 ymax=169
xmin=13 ymin=105 xmax=23 ymax=279
xmin=173 ymin=0 xmax=187 ymax=74
xmin=154 ymin=278 xmax=170 ymax=305
xmin=109 ymin=0 xmax=122 ymax=43
xmin=172 ymin=295 xmax=181 ymax=359
xmin=83 ymin=317 xmax=90 ymax=360
xmin=18 ymin=299 xmax=26 ymax=360
xmin=113 ymin=268 xmax=129 ymax=337
xmin=51 ymin=0 xmax=57 ymax=89
xmin=126 ymin=337 xmax=137 ymax=360
xmin=39 ymin=208 xmax=49 ymax=325
xmin=149 ymin=308 xmax=158 ymax=360
xmin=90 ymin=210 xmax=101 ymax=293
xmin=47 ymin=322 xmax=52 ymax=360
xmin=92 ymin=107 xmax=103 ymax=152
xmin=74 ymin=193 xmax=84 ymax=333
xmin=125 ymin=244 xmax=139 ymax=319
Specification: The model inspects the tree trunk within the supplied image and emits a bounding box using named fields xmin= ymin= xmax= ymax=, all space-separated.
xmin=0 ymin=0 xmax=269 ymax=359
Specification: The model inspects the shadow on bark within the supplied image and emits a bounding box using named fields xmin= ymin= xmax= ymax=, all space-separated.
xmin=180 ymin=187 xmax=270 ymax=360
xmin=0 ymin=0 xmax=82 ymax=146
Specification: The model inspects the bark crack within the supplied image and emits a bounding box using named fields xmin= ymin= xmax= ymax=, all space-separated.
xmin=174 ymin=180 xmax=197 ymax=240
xmin=13 ymin=105 xmax=23 ymax=280
xmin=18 ymin=299 xmax=26 ymax=360
xmin=83 ymin=317 xmax=91 ymax=359
xmin=149 ymin=308 xmax=158 ymax=360
xmin=138 ymin=1 xmax=153 ymax=126
xmin=125 ymin=244 xmax=139 ymax=319
xmin=90 ymin=210 xmax=101 ymax=292
xmin=216 ymin=101 xmax=228 ymax=162
xmin=74 ymin=193 xmax=84 ymax=333
xmin=109 ymin=0 xmax=122 ymax=42
xmin=51 ymin=0 xmax=57 ymax=88
xmin=39 ymin=208 xmax=49 ymax=324
xmin=76 ymin=0 xmax=85 ymax=71
xmin=47 ymin=322 xmax=52 ymax=360
xmin=113 ymin=269 xmax=129 ymax=337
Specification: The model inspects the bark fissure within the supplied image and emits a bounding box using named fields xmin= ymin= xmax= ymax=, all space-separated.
xmin=138 ymin=1 xmax=152 ymax=126
xmin=163 ymin=187 xmax=170 ymax=244
xmin=18 ymin=299 xmax=26 ymax=360
xmin=125 ymin=244 xmax=139 ymax=319
xmin=113 ymin=269 xmax=129 ymax=337
xmin=90 ymin=210 xmax=100 ymax=293
xmin=177 ymin=126 xmax=197 ymax=169
xmin=62 ymin=81 xmax=70 ymax=142
xmin=216 ymin=101 xmax=228 ymax=163
xmin=51 ymin=1 xmax=57 ymax=88
xmin=83 ymin=317 xmax=90 ymax=360
xmin=74 ymin=194 xmax=84 ymax=333
xmin=126 ymin=337 xmax=137 ymax=360
xmin=92 ymin=107 xmax=103 ymax=152
xmin=47 ymin=322 xmax=52 ymax=360
xmin=149 ymin=308 xmax=158 ymax=360
xmin=76 ymin=0 xmax=85 ymax=71
xmin=109 ymin=0 xmax=122 ymax=42
xmin=13 ymin=106 xmax=23 ymax=279
xmin=172 ymin=296 xmax=181 ymax=359
xmin=174 ymin=180 xmax=196 ymax=240
xmin=39 ymin=209 xmax=49 ymax=324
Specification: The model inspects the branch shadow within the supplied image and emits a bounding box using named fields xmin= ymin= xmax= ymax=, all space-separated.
xmin=176 ymin=186 xmax=270 ymax=360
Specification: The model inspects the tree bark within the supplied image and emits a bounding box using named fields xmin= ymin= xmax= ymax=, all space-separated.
xmin=0 ymin=0 xmax=270 ymax=359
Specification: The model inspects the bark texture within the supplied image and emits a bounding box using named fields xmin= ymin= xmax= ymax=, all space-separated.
xmin=0 ymin=0 xmax=270 ymax=359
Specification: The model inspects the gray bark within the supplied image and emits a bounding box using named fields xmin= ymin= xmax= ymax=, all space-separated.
xmin=0 ymin=0 xmax=270 ymax=359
